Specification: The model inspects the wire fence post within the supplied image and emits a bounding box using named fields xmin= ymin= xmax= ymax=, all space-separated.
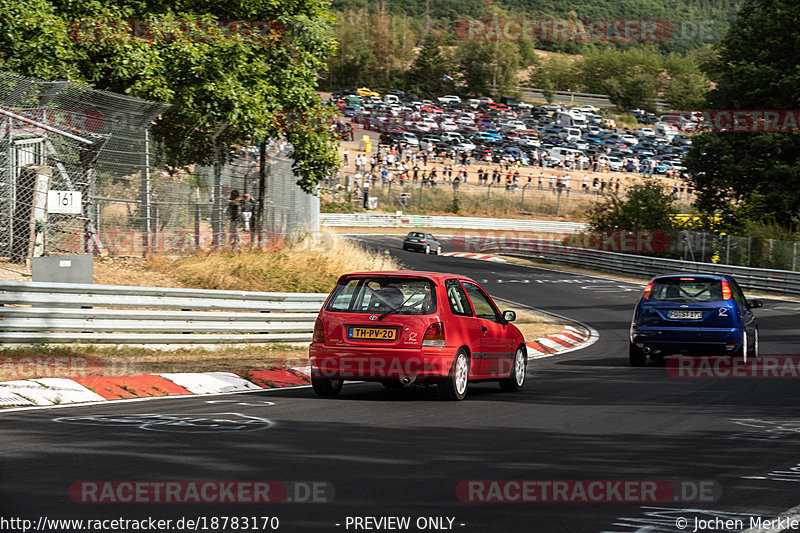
xmin=726 ymin=233 xmax=731 ymax=264
xmin=192 ymin=192 xmax=200 ymax=250
xmin=700 ymin=231 xmax=706 ymax=263
xmin=520 ymin=182 xmax=528 ymax=211
xmin=140 ymin=127 xmax=152 ymax=255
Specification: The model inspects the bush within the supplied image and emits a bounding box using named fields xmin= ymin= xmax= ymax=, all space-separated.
xmin=586 ymin=178 xmax=677 ymax=231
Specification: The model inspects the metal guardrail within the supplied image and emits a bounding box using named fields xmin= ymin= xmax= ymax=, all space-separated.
xmin=515 ymin=86 xmax=669 ymax=111
xmin=460 ymin=237 xmax=800 ymax=297
xmin=320 ymin=213 xmax=588 ymax=233
xmin=0 ymin=280 xmax=328 ymax=346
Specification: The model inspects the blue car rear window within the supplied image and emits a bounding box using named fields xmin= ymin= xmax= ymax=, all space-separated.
xmin=650 ymin=278 xmax=723 ymax=303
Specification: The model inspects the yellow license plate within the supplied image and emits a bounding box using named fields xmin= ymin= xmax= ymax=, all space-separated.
xmin=349 ymin=327 xmax=397 ymax=340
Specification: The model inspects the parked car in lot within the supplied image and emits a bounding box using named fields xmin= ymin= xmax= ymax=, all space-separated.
xmin=309 ymin=271 xmax=528 ymax=400
xmin=379 ymin=130 xmax=418 ymax=146
xmin=548 ymin=147 xmax=589 ymax=166
xmin=629 ymin=274 xmax=762 ymax=366
xmin=598 ymin=155 xmax=624 ymax=171
xmin=419 ymin=136 xmax=440 ymax=151
xmin=671 ymin=134 xmax=693 ymax=146
xmin=402 ymin=232 xmax=441 ymax=254
xmin=576 ymin=104 xmax=600 ymax=114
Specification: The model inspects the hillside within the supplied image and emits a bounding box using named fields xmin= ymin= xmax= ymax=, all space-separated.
xmin=332 ymin=0 xmax=741 ymax=22
xmin=330 ymin=0 xmax=743 ymax=53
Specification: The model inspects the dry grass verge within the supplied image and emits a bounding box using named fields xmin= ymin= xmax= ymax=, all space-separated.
xmin=506 ymin=306 xmax=568 ymax=341
xmin=95 ymin=233 xmax=399 ymax=292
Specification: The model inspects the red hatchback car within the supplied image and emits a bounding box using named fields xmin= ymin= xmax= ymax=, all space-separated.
xmin=309 ymin=271 xmax=527 ymax=400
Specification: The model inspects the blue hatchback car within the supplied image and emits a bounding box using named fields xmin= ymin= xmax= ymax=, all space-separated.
xmin=629 ymin=274 xmax=762 ymax=366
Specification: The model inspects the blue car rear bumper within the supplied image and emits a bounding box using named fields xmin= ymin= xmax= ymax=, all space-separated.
xmin=631 ymin=326 xmax=743 ymax=355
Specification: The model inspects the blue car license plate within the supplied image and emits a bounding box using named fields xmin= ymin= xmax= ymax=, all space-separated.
xmin=668 ymin=310 xmax=702 ymax=319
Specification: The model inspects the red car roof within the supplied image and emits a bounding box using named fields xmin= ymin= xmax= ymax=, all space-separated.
xmin=338 ymin=271 xmax=475 ymax=283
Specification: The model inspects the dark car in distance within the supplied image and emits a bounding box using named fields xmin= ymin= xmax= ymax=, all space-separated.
xmin=403 ymin=232 xmax=441 ymax=255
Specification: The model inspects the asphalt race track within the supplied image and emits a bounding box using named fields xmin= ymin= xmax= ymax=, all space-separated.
xmin=2 ymin=235 xmax=800 ymax=533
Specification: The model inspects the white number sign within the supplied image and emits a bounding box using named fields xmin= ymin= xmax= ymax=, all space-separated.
xmin=47 ymin=190 xmax=82 ymax=214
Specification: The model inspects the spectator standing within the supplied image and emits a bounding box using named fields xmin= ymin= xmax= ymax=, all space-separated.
xmin=240 ymin=193 xmax=255 ymax=231
xmin=227 ymin=190 xmax=242 ymax=246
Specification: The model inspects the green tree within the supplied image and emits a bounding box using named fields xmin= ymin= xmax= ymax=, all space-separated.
xmin=0 ymin=0 xmax=339 ymax=193
xmin=662 ymin=52 xmax=710 ymax=110
xmin=684 ymin=0 xmax=800 ymax=229
xmin=405 ymin=32 xmax=454 ymax=97
xmin=456 ymin=40 xmax=524 ymax=97
xmin=0 ymin=0 xmax=84 ymax=81
xmin=586 ymin=179 xmax=677 ymax=231
xmin=580 ymin=46 xmax=664 ymax=111
xmin=326 ymin=12 xmax=376 ymax=89
xmin=529 ymin=53 xmax=580 ymax=92
xmin=455 ymin=41 xmax=495 ymax=96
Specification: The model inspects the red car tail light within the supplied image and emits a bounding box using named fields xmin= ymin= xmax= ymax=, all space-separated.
xmin=721 ymin=280 xmax=732 ymax=300
xmin=642 ymin=281 xmax=654 ymax=299
xmin=312 ymin=318 xmax=325 ymax=343
xmin=422 ymin=322 xmax=445 ymax=347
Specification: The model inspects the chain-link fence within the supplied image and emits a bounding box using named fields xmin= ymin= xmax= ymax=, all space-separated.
xmin=680 ymin=231 xmax=800 ymax=270
xmin=190 ymin=147 xmax=320 ymax=253
xmin=0 ymin=71 xmax=169 ymax=261
xmin=323 ymin=167 xmax=640 ymax=220
xmin=0 ymin=72 xmax=320 ymax=264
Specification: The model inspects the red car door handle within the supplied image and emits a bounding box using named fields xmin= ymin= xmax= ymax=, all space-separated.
xmin=481 ymin=326 xmax=488 ymax=333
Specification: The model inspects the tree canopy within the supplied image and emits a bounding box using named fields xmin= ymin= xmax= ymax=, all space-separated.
xmin=684 ymin=0 xmax=800 ymax=230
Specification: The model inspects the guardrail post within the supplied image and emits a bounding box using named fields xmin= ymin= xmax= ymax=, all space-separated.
xmin=793 ymin=241 xmax=797 ymax=271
